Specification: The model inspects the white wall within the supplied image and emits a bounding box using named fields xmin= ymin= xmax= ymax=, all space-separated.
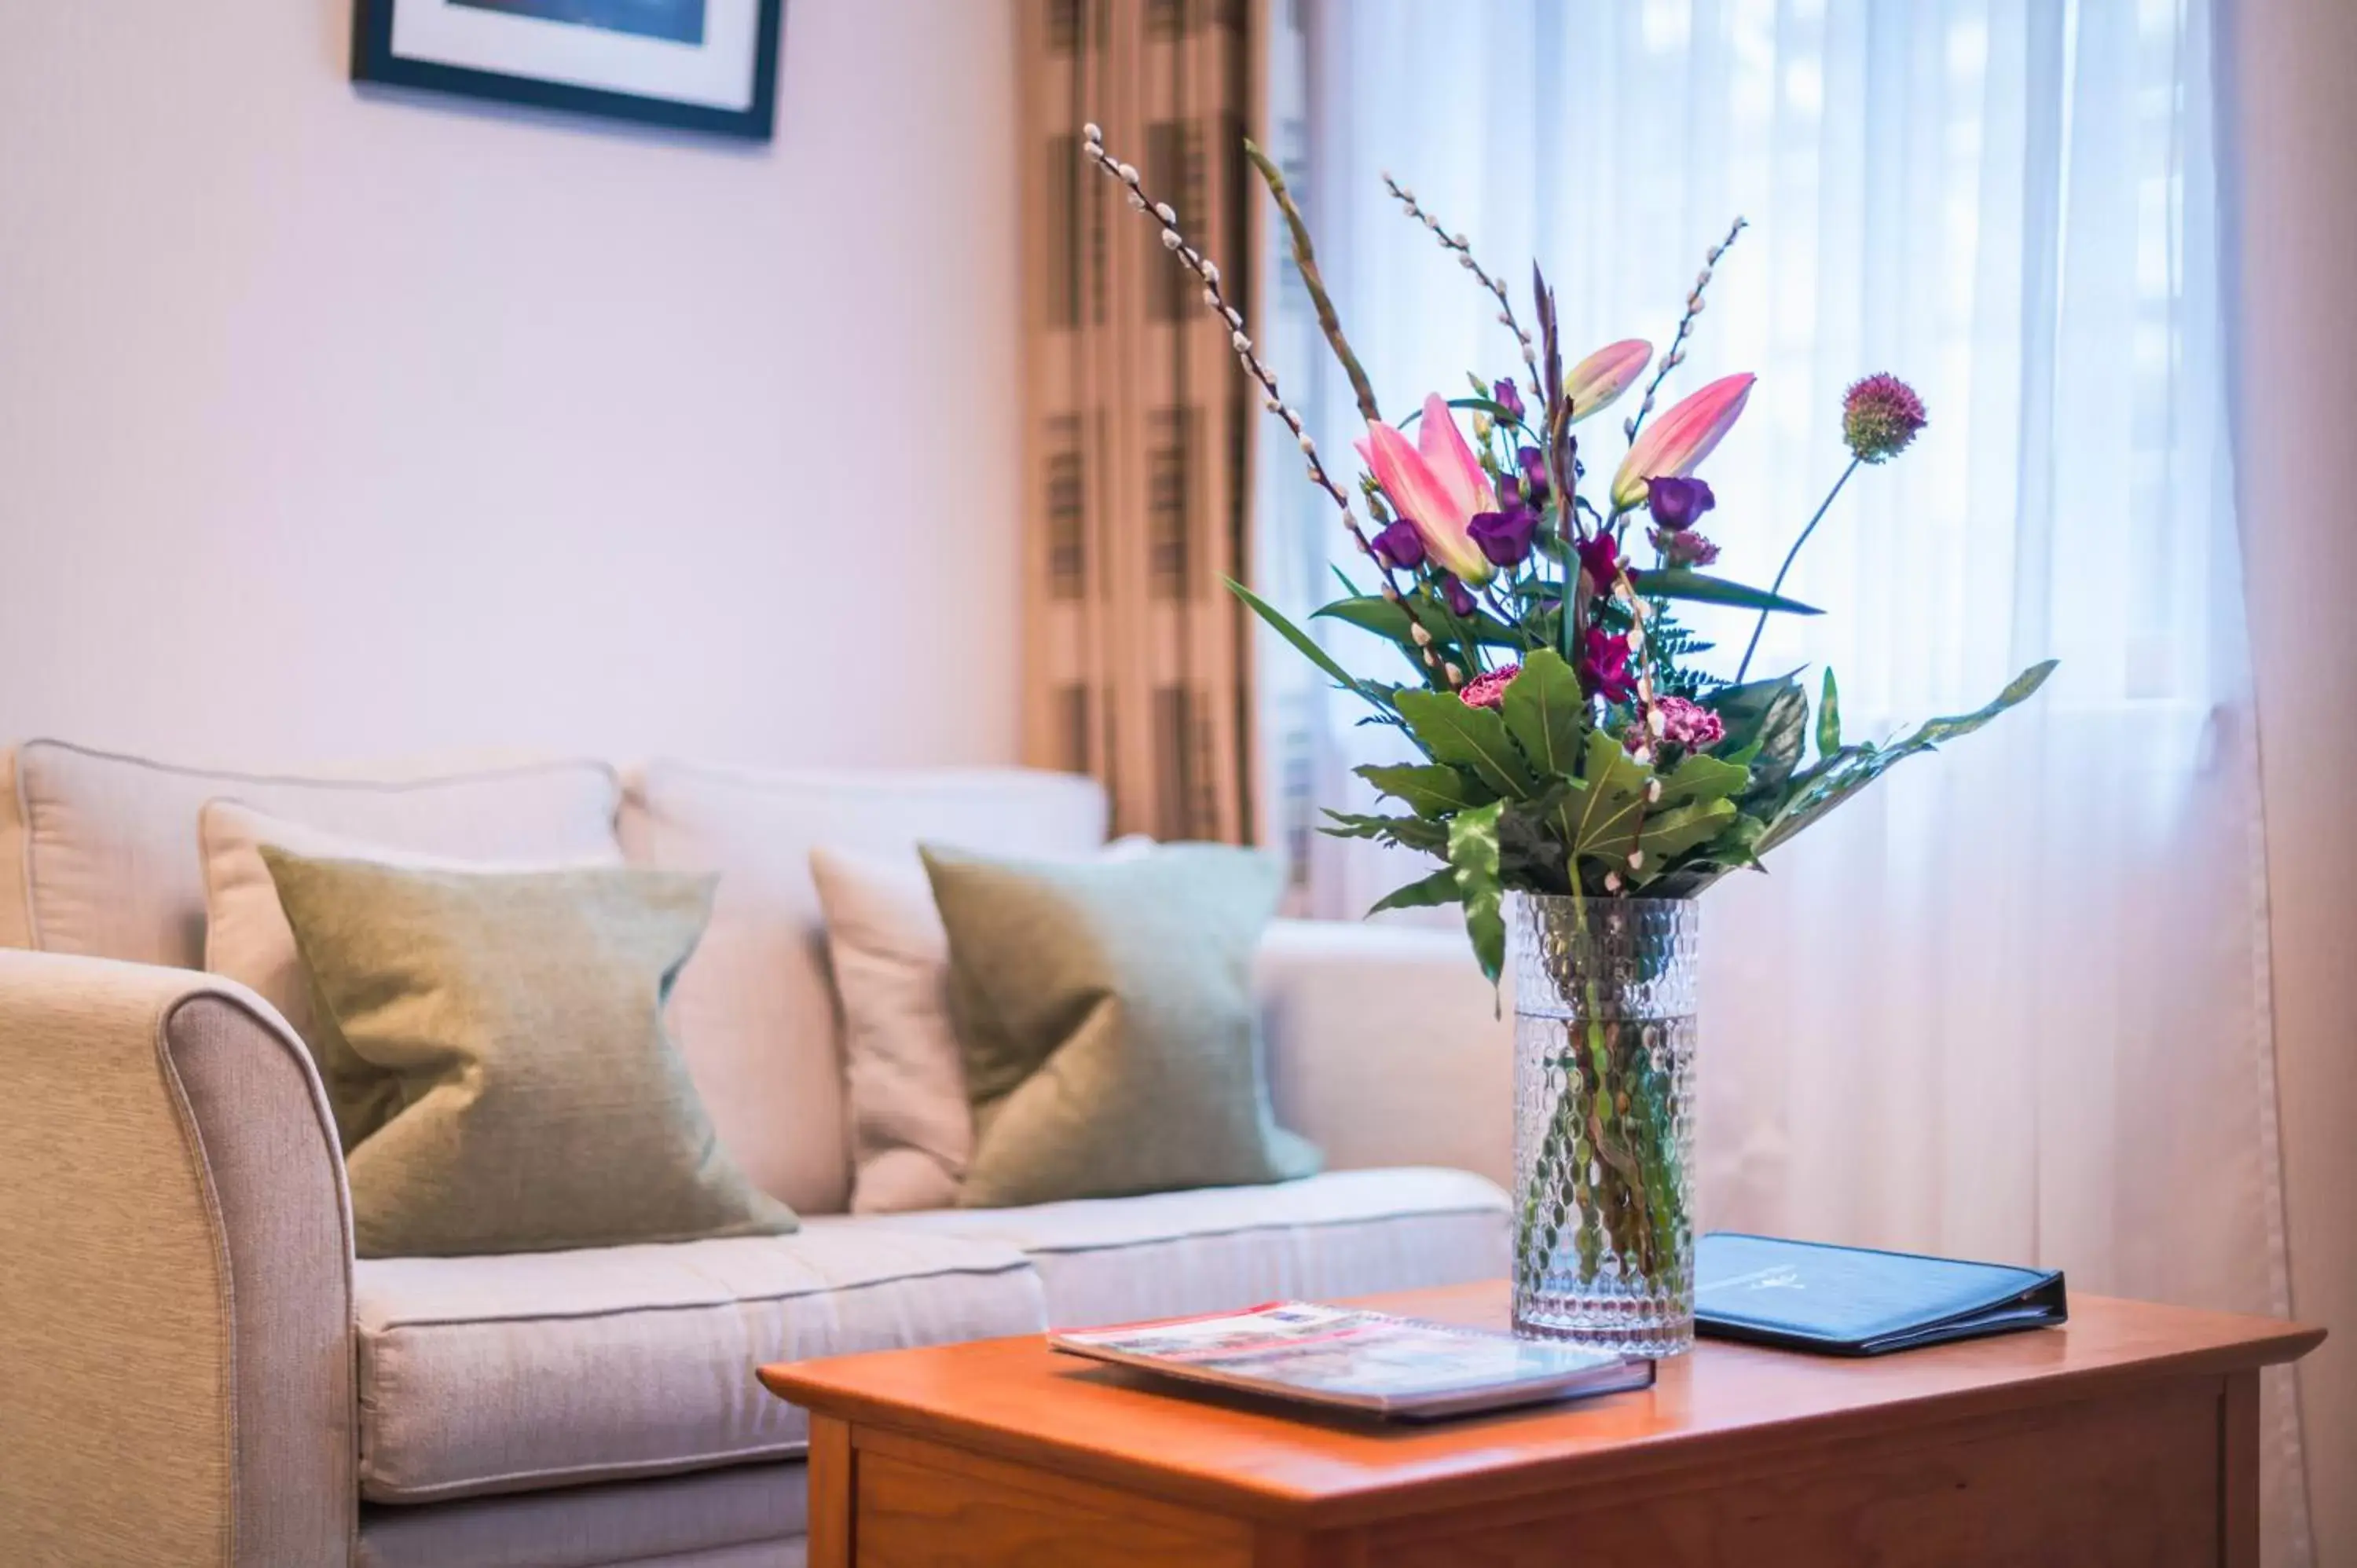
xmin=0 ymin=1 xmax=1021 ymax=771
xmin=2223 ymin=2 xmax=2357 ymax=1560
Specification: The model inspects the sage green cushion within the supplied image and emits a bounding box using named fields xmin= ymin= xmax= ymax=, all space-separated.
xmin=260 ymin=849 xmax=797 ymax=1257
xmin=919 ymin=843 xmax=1321 ymax=1209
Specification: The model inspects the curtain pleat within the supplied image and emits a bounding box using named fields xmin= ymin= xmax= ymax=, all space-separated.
xmin=1017 ymin=0 xmax=1262 ymax=844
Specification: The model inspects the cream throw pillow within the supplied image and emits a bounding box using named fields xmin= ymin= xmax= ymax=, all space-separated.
xmin=202 ymin=798 xmax=622 ymax=1050
xmin=812 ymin=837 xmax=1154 ymax=1214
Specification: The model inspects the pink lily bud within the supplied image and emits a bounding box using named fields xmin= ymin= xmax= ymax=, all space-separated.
xmin=1609 ymin=372 xmax=1755 ymax=511
xmin=1564 ymin=339 xmax=1652 ymax=423
xmin=1354 ymin=394 xmax=1499 ymax=585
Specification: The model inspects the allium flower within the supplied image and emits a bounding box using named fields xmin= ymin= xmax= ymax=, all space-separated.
xmin=1491 ymin=378 xmax=1526 ymax=424
xmin=1646 ymin=475 xmax=1716 ymax=530
xmin=1373 ymin=518 xmax=1427 ymax=570
xmin=1650 ymin=527 xmax=1721 ymax=568
xmin=1442 ymin=576 xmax=1479 ymax=617
xmin=1460 ymin=663 xmax=1521 ymax=709
xmin=1627 ymin=695 xmax=1725 ymax=753
xmin=1582 ymin=628 xmax=1637 ymax=704
xmin=1468 ymin=504 xmax=1538 ymax=568
xmin=1841 ymin=373 xmax=1927 ymax=463
xmin=1574 ymin=532 xmax=1626 ymax=596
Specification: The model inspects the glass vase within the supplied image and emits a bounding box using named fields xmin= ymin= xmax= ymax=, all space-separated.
xmin=1508 ymin=892 xmax=1700 ymax=1357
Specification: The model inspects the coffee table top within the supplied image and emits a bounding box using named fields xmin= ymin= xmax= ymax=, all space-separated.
xmin=757 ymin=1281 xmax=2321 ymax=1530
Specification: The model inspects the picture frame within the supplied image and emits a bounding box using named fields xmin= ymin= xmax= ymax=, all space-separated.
xmin=352 ymin=0 xmax=784 ymax=142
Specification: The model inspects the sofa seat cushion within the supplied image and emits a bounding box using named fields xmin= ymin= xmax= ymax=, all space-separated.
xmin=354 ymin=1227 xmax=1043 ymax=1504
xmin=836 ymin=1167 xmax=1510 ymax=1328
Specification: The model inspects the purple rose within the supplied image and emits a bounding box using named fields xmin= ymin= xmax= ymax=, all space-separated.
xmin=1516 ymin=445 xmax=1549 ymax=504
xmin=1492 ymin=378 xmax=1527 ymax=424
xmin=1468 ymin=506 xmax=1538 ymax=568
xmin=1442 ymin=576 xmax=1479 ymax=617
xmin=1646 ymin=475 xmax=1717 ymax=530
xmin=1373 ymin=518 xmax=1427 ymax=570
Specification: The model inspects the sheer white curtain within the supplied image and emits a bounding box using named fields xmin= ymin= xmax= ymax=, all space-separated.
xmin=1268 ymin=0 xmax=2308 ymax=1555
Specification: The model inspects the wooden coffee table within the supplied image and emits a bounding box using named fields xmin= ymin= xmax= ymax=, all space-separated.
xmin=757 ymin=1280 xmax=2321 ymax=1566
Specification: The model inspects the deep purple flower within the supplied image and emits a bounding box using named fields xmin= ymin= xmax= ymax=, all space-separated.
xmin=1468 ymin=506 xmax=1538 ymax=568
xmin=1516 ymin=445 xmax=1549 ymax=504
xmin=1442 ymin=576 xmax=1479 ymax=617
xmin=1646 ymin=475 xmax=1717 ymax=530
xmin=1842 ymin=372 xmax=1928 ymax=463
xmin=1650 ymin=527 xmax=1721 ymax=569
xmin=1373 ymin=518 xmax=1427 ymax=571
xmin=1574 ymin=532 xmax=1626 ymax=596
xmin=1582 ymin=627 xmax=1638 ymax=704
xmin=1491 ymin=378 xmax=1527 ymax=424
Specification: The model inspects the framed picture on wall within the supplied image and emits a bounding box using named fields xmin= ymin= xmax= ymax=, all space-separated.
xmin=353 ymin=0 xmax=784 ymax=141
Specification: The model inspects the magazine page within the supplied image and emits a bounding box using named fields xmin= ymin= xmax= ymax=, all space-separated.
xmin=1059 ymin=1302 xmax=1622 ymax=1401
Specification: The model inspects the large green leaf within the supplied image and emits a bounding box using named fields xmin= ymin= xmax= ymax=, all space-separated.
xmin=1357 ymin=763 xmax=1497 ymax=818
xmin=1392 ymin=688 xmax=1538 ymax=797
xmin=1639 ymin=569 xmax=1822 ymax=616
xmin=1740 ymin=683 xmax=1812 ymax=814
xmin=1366 ymin=867 xmax=1461 ymax=916
xmin=1704 ymin=672 xmax=1802 ymax=757
xmin=1633 ymin=798 xmax=1742 ymax=865
xmin=1228 ymin=580 xmax=1382 ymax=708
xmin=1756 ymin=659 xmax=2059 ymax=855
xmin=1446 ymin=800 xmax=1508 ymax=984
xmin=1498 ymin=647 xmax=1586 ymax=779
xmin=1655 ymin=749 xmax=1752 ymax=810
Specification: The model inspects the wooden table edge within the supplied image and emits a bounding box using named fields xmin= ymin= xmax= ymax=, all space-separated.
xmin=757 ymin=1300 xmax=2326 ymax=1533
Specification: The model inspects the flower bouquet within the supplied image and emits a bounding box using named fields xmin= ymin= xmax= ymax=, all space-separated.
xmin=1081 ymin=125 xmax=2053 ymax=1354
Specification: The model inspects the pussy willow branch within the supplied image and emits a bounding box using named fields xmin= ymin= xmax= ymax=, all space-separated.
xmin=1384 ymin=175 xmax=1544 ymax=392
xmin=1622 ymin=215 xmax=1749 ymax=443
xmin=1081 ymin=126 xmax=1460 ymax=687
xmin=1243 ymin=141 xmax=1382 ymax=427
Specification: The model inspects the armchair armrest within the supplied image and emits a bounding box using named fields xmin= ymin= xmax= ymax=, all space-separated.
xmin=1255 ymin=919 xmax=1512 ymax=1188
xmin=0 ymin=951 xmax=354 ymax=1566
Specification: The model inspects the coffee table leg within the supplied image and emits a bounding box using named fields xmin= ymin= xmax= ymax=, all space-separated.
xmin=807 ymin=1416 xmax=855 ymax=1567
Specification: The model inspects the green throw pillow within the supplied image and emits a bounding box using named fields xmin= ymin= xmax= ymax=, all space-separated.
xmin=260 ymin=849 xmax=797 ymax=1257
xmin=919 ymin=842 xmax=1321 ymax=1209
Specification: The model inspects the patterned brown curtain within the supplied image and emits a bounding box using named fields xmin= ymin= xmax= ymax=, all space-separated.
xmin=1017 ymin=0 xmax=1263 ymax=844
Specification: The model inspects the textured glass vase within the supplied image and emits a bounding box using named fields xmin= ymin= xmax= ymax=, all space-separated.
xmin=1508 ymin=892 xmax=1700 ymax=1357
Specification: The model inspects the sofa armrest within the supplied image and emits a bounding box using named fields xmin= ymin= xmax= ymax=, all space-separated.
xmin=0 ymin=951 xmax=354 ymax=1566
xmin=1255 ymin=918 xmax=1512 ymax=1188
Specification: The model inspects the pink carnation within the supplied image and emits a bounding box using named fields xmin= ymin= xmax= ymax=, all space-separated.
xmin=1627 ymin=695 xmax=1725 ymax=753
xmin=1459 ymin=664 xmax=1521 ymax=709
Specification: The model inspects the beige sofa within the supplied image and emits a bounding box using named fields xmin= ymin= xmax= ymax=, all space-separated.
xmin=0 ymin=740 xmax=1514 ymax=1567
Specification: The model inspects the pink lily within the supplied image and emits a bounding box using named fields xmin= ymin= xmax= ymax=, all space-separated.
xmin=1564 ymin=339 xmax=1652 ymax=423
xmin=1355 ymin=394 xmax=1499 ymax=584
xmin=1609 ymin=372 xmax=1755 ymax=511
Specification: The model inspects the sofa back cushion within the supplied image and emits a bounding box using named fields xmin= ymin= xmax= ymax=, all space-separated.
xmin=2 ymin=740 xmax=622 ymax=969
xmin=619 ymin=760 xmax=1108 ymax=1216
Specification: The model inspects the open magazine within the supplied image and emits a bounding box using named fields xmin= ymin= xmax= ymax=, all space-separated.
xmin=1050 ymin=1301 xmax=1655 ymax=1420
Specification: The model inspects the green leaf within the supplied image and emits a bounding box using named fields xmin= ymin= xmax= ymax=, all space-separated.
xmin=1742 ymin=684 xmax=1812 ymax=811
xmin=1314 ymin=593 xmax=1520 ymax=651
xmin=1704 ymin=672 xmax=1802 ymax=757
xmin=1640 ymin=569 xmax=1823 ymax=616
xmin=1552 ymin=730 xmax=1656 ymax=875
xmin=1446 ymin=800 xmax=1508 ymax=984
xmin=1228 ymin=580 xmax=1380 ymax=708
xmin=1357 ymin=763 xmax=1497 ymax=818
xmin=1635 ymin=798 xmax=1742 ymax=864
xmin=1816 ymin=667 xmax=1842 ymax=757
xmin=1755 ymin=659 xmax=2058 ymax=855
xmin=1318 ymin=809 xmax=1449 ymax=854
xmin=1366 ymin=867 xmax=1461 ymax=917
xmin=1392 ymin=688 xmax=1538 ymax=797
xmin=1655 ymin=749 xmax=1751 ymax=811
xmin=1498 ymin=647 xmax=1586 ymax=779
